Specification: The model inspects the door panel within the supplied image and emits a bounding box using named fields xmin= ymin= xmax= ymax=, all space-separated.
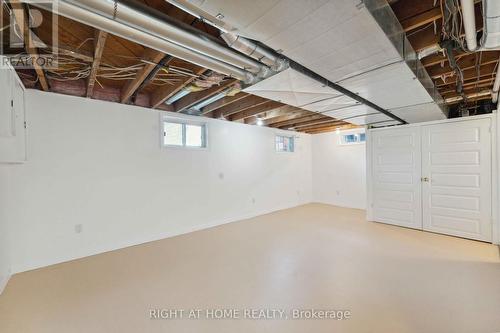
xmin=421 ymin=119 xmax=492 ymax=241
xmin=371 ymin=127 xmax=422 ymax=229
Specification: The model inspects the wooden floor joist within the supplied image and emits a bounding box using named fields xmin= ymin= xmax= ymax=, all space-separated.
xmin=121 ymin=49 xmax=166 ymax=103
xmin=87 ymin=30 xmax=108 ymax=98
xmin=173 ymin=78 xmax=237 ymax=113
xmin=228 ymin=101 xmax=283 ymax=121
xmin=10 ymin=1 xmax=49 ymax=91
xmin=150 ymin=67 xmax=206 ymax=109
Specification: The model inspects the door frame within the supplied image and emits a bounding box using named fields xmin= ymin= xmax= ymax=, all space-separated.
xmin=367 ymin=112 xmax=499 ymax=244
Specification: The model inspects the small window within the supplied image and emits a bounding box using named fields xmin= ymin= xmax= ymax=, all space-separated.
xmin=339 ymin=132 xmax=366 ymax=145
xmin=163 ymin=119 xmax=207 ymax=148
xmin=275 ymin=135 xmax=294 ymax=152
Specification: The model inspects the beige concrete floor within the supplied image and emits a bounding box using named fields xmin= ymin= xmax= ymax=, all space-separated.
xmin=0 ymin=203 xmax=499 ymax=333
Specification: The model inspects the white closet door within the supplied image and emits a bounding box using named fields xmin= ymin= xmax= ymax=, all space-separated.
xmin=421 ymin=119 xmax=492 ymax=242
xmin=371 ymin=127 xmax=422 ymax=230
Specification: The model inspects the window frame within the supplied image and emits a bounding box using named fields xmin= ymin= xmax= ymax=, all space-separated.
xmin=275 ymin=134 xmax=295 ymax=153
xmin=161 ymin=116 xmax=208 ymax=150
xmin=338 ymin=130 xmax=366 ymax=146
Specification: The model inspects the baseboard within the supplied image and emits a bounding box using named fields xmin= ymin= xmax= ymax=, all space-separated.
xmin=311 ymin=200 xmax=367 ymax=211
xmin=12 ymin=200 xmax=312 ymax=274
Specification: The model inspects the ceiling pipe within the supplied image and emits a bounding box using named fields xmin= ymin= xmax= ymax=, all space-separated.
xmin=221 ymin=33 xmax=288 ymax=72
xmin=164 ymin=0 xmax=233 ymax=33
xmin=492 ymin=65 xmax=500 ymax=102
xmin=69 ymin=0 xmax=266 ymax=74
xmin=164 ymin=0 xmax=287 ymax=73
xmin=480 ymin=0 xmax=500 ymax=50
xmin=31 ymin=1 xmax=259 ymax=82
xmin=460 ymin=0 xmax=478 ymax=51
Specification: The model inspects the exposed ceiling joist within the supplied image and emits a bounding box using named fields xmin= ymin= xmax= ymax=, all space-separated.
xmin=305 ymin=124 xmax=358 ymax=134
xmin=296 ymin=121 xmax=347 ymax=132
xmin=10 ymin=1 xmax=49 ymax=91
xmin=270 ymin=114 xmax=326 ymax=128
xmin=174 ymin=78 xmax=237 ymax=113
xmin=228 ymin=101 xmax=284 ymax=121
xmin=87 ymin=30 xmax=108 ymax=98
xmin=427 ymin=52 xmax=499 ymax=79
xmin=150 ymin=66 xmax=206 ymax=108
xmin=400 ymin=7 xmax=442 ymax=32
xmin=244 ymin=105 xmax=303 ymax=125
xmin=121 ymin=49 xmax=166 ymax=103
xmin=212 ymin=95 xmax=269 ymax=118
xmin=201 ymin=92 xmax=249 ymax=115
xmin=285 ymin=117 xmax=340 ymax=130
xmin=258 ymin=111 xmax=311 ymax=126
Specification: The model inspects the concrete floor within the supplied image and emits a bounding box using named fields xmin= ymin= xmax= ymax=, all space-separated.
xmin=0 ymin=203 xmax=499 ymax=333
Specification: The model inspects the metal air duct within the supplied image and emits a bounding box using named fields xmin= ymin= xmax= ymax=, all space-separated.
xmin=32 ymin=0 xmax=266 ymax=82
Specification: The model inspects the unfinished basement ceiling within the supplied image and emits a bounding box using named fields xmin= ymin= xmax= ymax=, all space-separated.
xmin=185 ymin=0 xmax=448 ymax=124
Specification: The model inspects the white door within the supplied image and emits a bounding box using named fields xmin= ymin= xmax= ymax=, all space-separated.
xmin=421 ymin=119 xmax=492 ymax=242
xmin=371 ymin=126 xmax=422 ymax=230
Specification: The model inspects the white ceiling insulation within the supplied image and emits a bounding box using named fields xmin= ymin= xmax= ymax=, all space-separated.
xmin=187 ymin=0 xmax=447 ymax=125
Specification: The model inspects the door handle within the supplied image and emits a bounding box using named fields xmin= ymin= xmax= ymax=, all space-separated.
xmin=421 ymin=177 xmax=429 ymax=182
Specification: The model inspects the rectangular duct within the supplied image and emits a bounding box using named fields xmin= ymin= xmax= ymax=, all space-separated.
xmin=188 ymin=0 xmax=448 ymax=126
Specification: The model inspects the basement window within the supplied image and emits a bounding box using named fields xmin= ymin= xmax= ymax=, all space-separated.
xmin=163 ymin=119 xmax=207 ymax=148
xmin=339 ymin=132 xmax=366 ymax=145
xmin=275 ymin=135 xmax=294 ymax=152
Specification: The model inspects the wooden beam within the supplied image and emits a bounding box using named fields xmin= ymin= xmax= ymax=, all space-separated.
xmin=10 ymin=2 xmax=49 ymax=91
xmin=121 ymin=49 xmax=166 ymax=103
xmin=173 ymin=78 xmax=237 ymax=112
xmin=244 ymin=105 xmax=303 ymax=125
xmin=228 ymin=101 xmax=283 ymax=121
xmin=150 ymin=66 xmax=206 ymax=108
xmin=391 ymin=0 xmax=437 ymax=22
xmin=258 ymin=111 xmax=312 ymax=126
xmin=285 ymin=117 xmax=341 ymax=130
xmin=212 ymin=95 xmax=269 ymax=118
xmin=401 ymin=7 xmax=442 ymax=32
xmin=444 ymin=90 xmax=492 ymax=104
xmin=201 ymin=92 xmax=249 ymax=115
xmin=87 ymin=30 xmax=108 ymax=98
xmin=439 ymin=77 xmax=495 ymax=95
xmin=435 ymin=62 xmax=498 ymax=87
xmin=297 ymin=121 xmax=348 ymax=132
xmin=427 ymin=52 xmax=500 ymax=79
xmin=421 ymin=51 xmax=467 ymax=68
xmin=270 ymin=113 xmax=326 ymax=128
xmin=304 ymin=124 xmax=358 ymax=134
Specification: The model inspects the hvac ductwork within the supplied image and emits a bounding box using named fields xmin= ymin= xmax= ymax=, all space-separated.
xmin=221 ymin=33 xmax=288 ymax=72
xmin=164 ymin=0 xmax=288 ymax=74
xmin=461 ymin=0 xmax=500 ymax=50
xmin=32 ymin=0 xmax=272 ymax=83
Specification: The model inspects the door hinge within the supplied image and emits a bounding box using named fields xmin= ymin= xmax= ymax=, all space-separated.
xmin=11 ymin=100 xmax=13 ymax=107
xmin=24 ymin=121 xmax=27 ymax=129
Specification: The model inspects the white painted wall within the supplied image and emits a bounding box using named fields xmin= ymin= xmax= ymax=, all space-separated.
xmin=0 ymin=165 xmax=12 ymax=294
xmin=3 ymin=90 xmax=313 ymax=274
xmin=311 ymin=129 xmax=367 ymax=210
